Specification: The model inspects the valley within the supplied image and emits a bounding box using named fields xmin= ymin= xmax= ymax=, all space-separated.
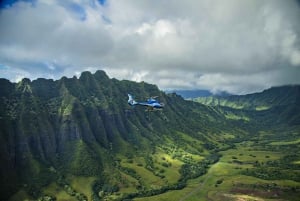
xmin=2 ymin=0 xmax=300 ymax=200
xmin=1 ymin=71 xmax=300 ymax=201
xmin=134 ymin=129 xmax=300 ymax=201
xmin=10 ymin=128 xmax=300 ymax=201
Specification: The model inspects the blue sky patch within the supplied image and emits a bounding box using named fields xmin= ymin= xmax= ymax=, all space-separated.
xmin=98 ymin=0 xmax=106 ymax=6
xmin=0 ymin=0 xmax=35 ymax=9
xmin=0 ymin=64 xmax=9 ymax=70
xmin=0 ymin=0 xmax=18 ymax=8
xmin=68 ymin=3 xmax=87 ymax=21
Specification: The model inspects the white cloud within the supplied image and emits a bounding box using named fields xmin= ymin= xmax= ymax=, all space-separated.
xmin=0 ymin=0 xmax=300 ymax=94
xmin=291 ymin=50 xmax=300 ymax=66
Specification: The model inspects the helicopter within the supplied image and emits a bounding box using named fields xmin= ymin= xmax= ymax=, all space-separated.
xmin=127 ymin=94 xmax=164 ymax=111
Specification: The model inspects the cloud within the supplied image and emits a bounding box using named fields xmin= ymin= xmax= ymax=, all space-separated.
xmin=0 ymin=0 xmax=300 ymax=94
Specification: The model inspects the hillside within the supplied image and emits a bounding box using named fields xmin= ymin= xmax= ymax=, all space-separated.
xmin=0 ymin=70 xmax=239 ymax=201
xmin=1 ymin=71 xmax=300 ymax=201
xmin=193 ymin=85 xmax=300 ymax=126
xmin=193 ymin=85 xmax=300 ymax=110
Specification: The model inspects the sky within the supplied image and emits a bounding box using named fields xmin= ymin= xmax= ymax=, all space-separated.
xmin=1 ymin=0 xmax=300 ymax=94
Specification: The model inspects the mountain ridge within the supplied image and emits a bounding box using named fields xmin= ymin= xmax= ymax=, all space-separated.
xmin=0 ymin=70 xmax=233 ymax=200
xmin=193 ymin=85 xmax=300 ymax=110
xmin=192 ymin=84 xmax=300 ymax=127
xmin=1 ymin=71 xmax=299 ymax=201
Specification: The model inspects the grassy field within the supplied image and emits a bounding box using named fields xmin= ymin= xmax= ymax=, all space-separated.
xmin=118 ymin=172 xmax=139 ymax=193
xmin=270 ymin=138 xmax=300 ymax=146
xmin=133 ymin=138 xmax=300 ymax=201
xmin=69 ymin=176 xmax=97 ymax=200
xmin=121 ymin=158 xmax=165 ymax=188
xmin=119 ymin=149 xmax=187 ymax=188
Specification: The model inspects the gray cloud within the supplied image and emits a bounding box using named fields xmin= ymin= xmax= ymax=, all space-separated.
xmin=0 ymin=0 xmax=300 ymax=94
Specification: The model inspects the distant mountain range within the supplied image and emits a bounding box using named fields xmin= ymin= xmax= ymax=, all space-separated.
xmin=165 ymin=89 xmax=231 ymax=99
xmin=165 ymin=89 xmax=213 ymax=98
xmin=0 ymin=70 xmax=299 ymax=201
xmin=193 ymin=85 xmax=300 ymax=110
xmin=193 ymin=85 xmax=300 ymax=126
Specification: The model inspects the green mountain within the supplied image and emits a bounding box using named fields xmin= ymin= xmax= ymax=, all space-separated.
xmin=193 ymin=85 xmax=300 ymax=126
xmin=193 ymin=85 xmax=300 ymax=110
xmin=0 ymin=71 xmax=235 ymax=201
xmin=165 ymin=89 xmax=213 ymax=98
xmin=1 ymin=71 xmax=299 ymax=201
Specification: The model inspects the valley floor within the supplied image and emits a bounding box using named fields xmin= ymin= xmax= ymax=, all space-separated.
xmin=134 ymin=140 xmax=300 ymax=201
xmin=8 ymin=137 xmax=300 ymax=201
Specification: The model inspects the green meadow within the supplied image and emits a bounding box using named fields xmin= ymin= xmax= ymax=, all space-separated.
xmin=133 ymin=134 xmax=300 ymax=201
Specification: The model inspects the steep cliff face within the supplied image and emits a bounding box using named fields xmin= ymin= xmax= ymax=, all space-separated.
xmin=1 ymin=70 xmax=230 ymax=200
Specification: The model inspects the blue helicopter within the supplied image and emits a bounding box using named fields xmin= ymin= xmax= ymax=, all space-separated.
xmin=128 ymin=94 xmax=164 ymax=111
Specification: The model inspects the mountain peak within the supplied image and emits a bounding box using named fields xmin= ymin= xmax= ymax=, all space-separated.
xmin=16 ymin=78 xmax=32 ymax=94
xmin=80 ymin=71 xmax=93 ymax=79
xmin=94 ymin=70 xmax=109 ymax=80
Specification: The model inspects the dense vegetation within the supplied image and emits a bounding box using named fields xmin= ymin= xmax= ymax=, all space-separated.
xmin=0 ymin=71 xmax=299 ymax=201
